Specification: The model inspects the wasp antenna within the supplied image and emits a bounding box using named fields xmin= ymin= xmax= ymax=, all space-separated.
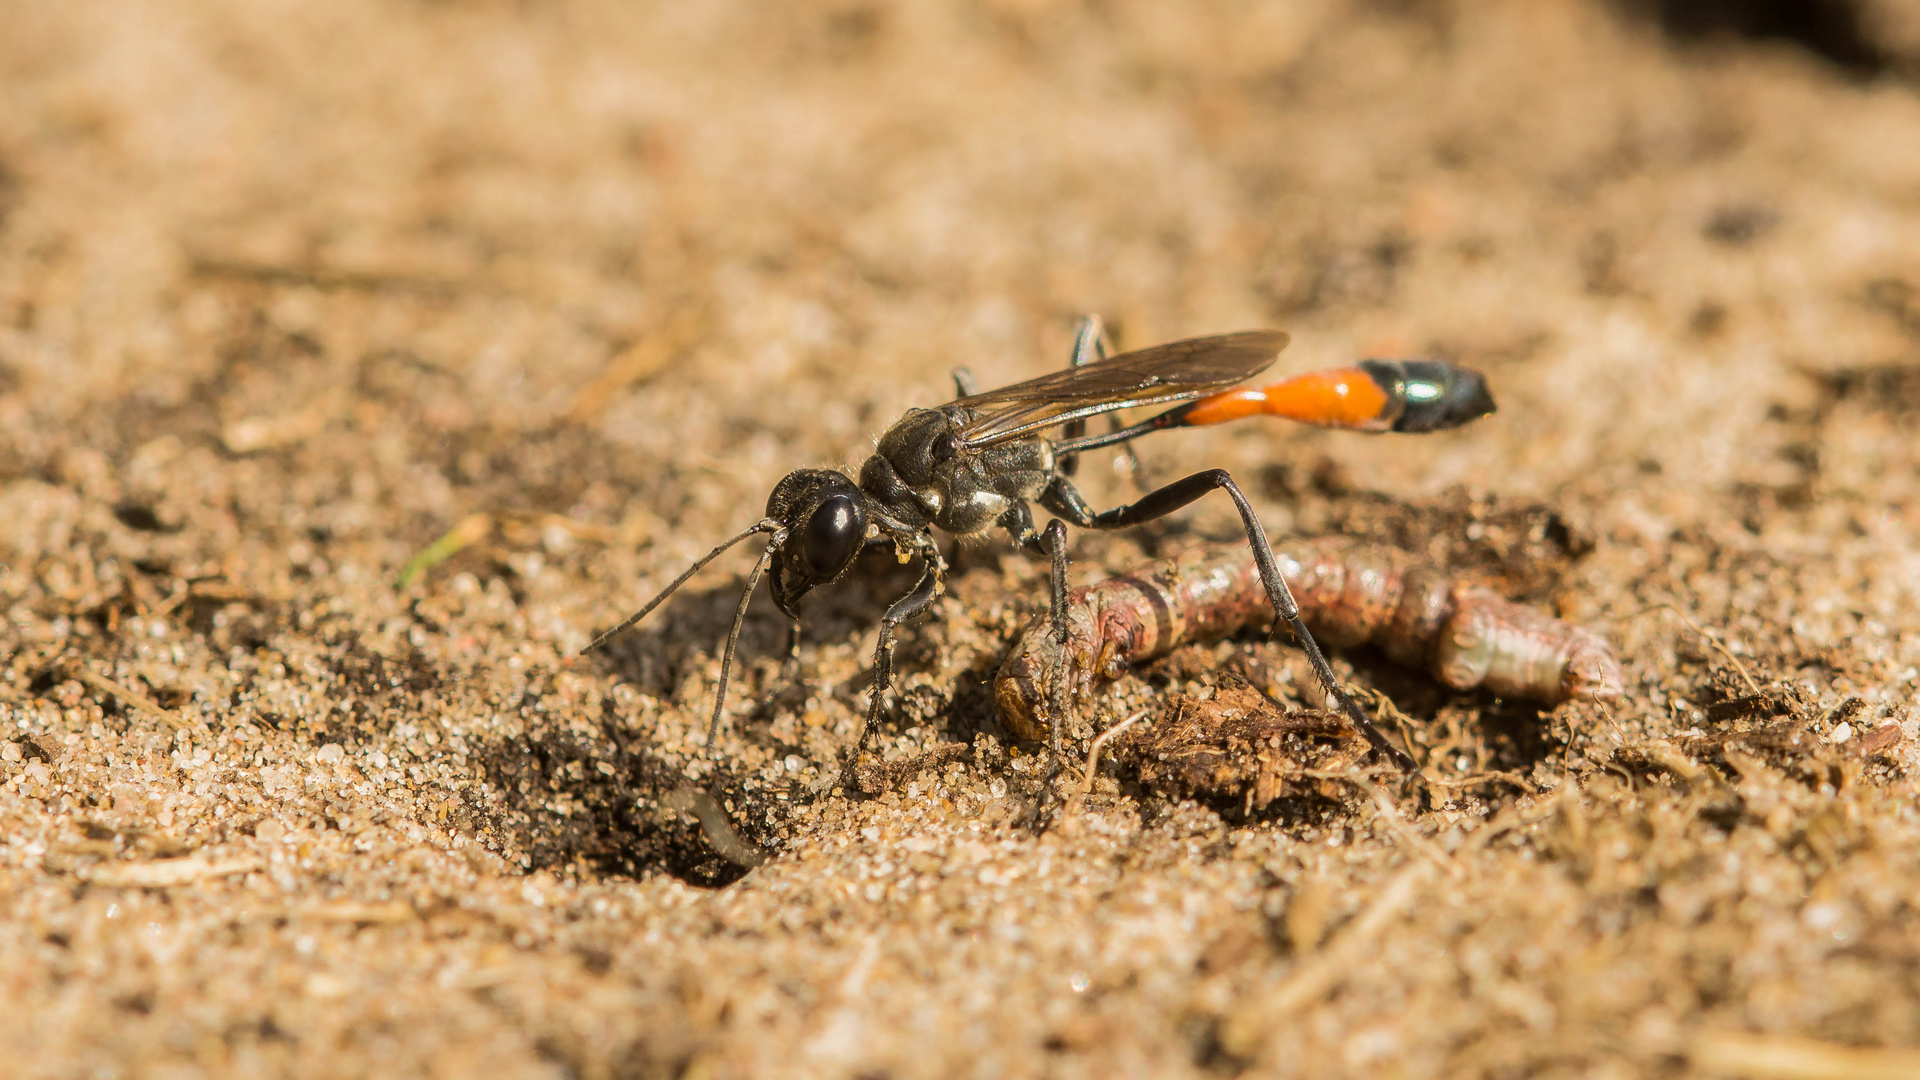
xmin=581 ymin=518 xmax=779 ymax=655
xmin=706 ymin=531 xmax=785 ymax=749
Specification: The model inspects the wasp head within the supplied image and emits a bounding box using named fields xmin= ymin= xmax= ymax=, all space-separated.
xmin=765 ymin=469 xmax=871 ymax=618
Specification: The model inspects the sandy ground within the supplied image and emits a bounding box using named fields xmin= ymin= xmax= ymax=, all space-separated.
xmin=6 ymin=1 xmax=1920 ymax=1076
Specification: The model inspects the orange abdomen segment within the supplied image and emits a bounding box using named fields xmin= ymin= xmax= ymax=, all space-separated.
xmin=1182 ymin=367 xmax=1394 ymax=431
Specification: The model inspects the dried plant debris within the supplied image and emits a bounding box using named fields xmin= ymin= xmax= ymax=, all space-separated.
xmin=1112 ymin=682 xmax=1370 ymax=814
xmin=1616 ymin=681 xmax=1908 ymax=788
xmin=849 ymin=741 xmax=970 ymax=796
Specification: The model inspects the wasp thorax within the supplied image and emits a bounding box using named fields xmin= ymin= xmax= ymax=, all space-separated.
xmin=872 ymin=408 xmax=956 ymax=487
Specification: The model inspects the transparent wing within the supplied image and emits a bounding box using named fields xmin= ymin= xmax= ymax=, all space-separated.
xmin=952 ymin=330 xmax=1289 ymax=448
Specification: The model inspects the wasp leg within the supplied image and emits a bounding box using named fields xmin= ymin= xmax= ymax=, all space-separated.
xmin=852 ymin=546 xmax=947 ymax=757
xmin=1056 ymin=316 xmax=1106 ymax=476
xmin=996 ymin=504 xmax=1070 ymax=642
xmin=999 ymin=497 xmax=1047 ymax=542
xmin=996 ymin=505 xmax=1076 ymax=763
xmin=998 ymin=502 xmax=1070 ymax=640
xmin=1038 ymin=519 xmax=1072 ymax=763
xmin=951 ymin=367 xmax=980 ymax=397
xmin=1052 ymin=315 xmax=1149 ymax=488
xmin=1114 ymin=441 xmax=1152 ymax=494
xmin=1040 ymin=470 xmax=1418 ymax=773
xmin=999 ymin=505 xmax=1077 ymax=808
xmin=1077 ymin=321 xmax=1152 ymax=490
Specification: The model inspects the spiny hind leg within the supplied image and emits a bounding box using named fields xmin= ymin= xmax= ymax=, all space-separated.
xmin=1040 ymin=470 xmax=1417 ymax=773
xmin=996 ymin=503 xmax=1077 ymax=767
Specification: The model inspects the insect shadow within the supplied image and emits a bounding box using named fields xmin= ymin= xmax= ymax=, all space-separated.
xmin=590 ymin=546 xmax=933 ymax=727
xmin=1343 ymin=650 xmax=1558 ymax=775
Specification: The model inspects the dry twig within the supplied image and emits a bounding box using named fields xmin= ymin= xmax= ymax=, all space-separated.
xmin=1220 ymin=862 xmax=1430 ymax=1057
xmin=70 ymin=667 xmax=187 ymax=730
xmin=1629 ymin=602 xmax=1763 ymax=696
xmin=1079 ymin=709 xmax=1149 ymax=797
xmin=1691 ymin=1030 xmax=1920 ymax=1080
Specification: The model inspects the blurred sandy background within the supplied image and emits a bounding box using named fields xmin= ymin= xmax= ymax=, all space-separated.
xmin=6 ymin=0 xmax=1920 ymax=1076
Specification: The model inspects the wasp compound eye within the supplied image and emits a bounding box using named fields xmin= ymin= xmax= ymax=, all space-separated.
xmin=802 ymin=494 xmax=865 ymax=578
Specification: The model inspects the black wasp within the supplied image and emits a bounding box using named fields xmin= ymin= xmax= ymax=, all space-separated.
xmin=585 ymin=317 xmax=1496 ymax=771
